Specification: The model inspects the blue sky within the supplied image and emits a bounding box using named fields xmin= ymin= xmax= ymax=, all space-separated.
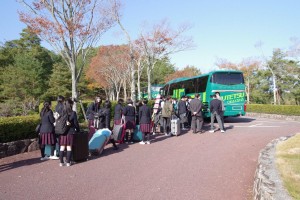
xmin=1 ymin=0 xmax=299 ymax=73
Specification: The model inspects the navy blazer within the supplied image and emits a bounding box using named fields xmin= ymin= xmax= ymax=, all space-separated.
xmin=123 ymin=105 xmax=135 ymax=122
xmin=114 ymin=104 xmax=123 ymax=120
xmin=139 ymin=105 xmax=151 ymax=124
xmin=67 ymin=111 xmax=80 ymax=134
xmin=40 ymin=110 xmax=55 ymax=133
xmin=86 ymin=102 xmax=101 ymax=120
xmin=98 ymin=108 xmax=111 ymax=130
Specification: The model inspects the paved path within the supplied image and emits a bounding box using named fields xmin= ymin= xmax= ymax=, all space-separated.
xmin=1 ymin=116 xmax=300 ymax=200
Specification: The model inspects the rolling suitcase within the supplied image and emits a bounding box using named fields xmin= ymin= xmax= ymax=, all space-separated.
xmin=171 ymin=118 xmax=181 ymax=136
xmin=112 ymin=124 xmax=125 ymax=143
xmin=72 ymin=131 xmax=89 ymax=162
xmin=133 ymin=125 xmax=143 ymax=142
xmin=89 ymin=129 xmax=111 ymax=155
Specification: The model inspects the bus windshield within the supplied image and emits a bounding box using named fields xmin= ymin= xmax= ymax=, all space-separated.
xmin=211 ymin=72 xmax=244 ymax=85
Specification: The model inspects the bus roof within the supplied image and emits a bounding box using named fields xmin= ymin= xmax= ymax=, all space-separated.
xmin=165 ymin=77 xmax=190 ymax=85
xmin=163 ymin=70 xmax=243 ymax=86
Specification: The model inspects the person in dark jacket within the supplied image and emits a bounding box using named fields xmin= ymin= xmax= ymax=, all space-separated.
xmin=59 ymin=98 xmax=80 ymax=167
xmin=39 ymin=101 xmax=57 ymax=160
xmin=113 ymin=99 xmax=124 ymax=125
xmin=177 ymin=95 xmax=188 ymax=130
xmin=189 ymin=94 xmax=204 ymax=133
xmin=139 ymin=99 xmax=152 ymax=144
xmin=123 ymin=99 xmax=136 ymax=143
xmin=53 ymin=95 xmax=65 ymax=157
xmin=86 ymin=96 xmax=102 ymax=140
xmin=209 ymin=95 xmax=225 ymax=133
xmin=99 ymin=100 xmax=119 ymax=150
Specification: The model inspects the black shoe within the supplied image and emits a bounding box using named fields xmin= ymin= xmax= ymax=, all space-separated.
xmin=113 ymin=146 xmax=119 ymax=150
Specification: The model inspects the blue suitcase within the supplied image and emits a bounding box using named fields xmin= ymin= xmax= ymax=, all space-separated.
xmin=89 ymin=129 xmax=111 ymax=155
xmin=133 ymin=125 xmax=143 ymax=142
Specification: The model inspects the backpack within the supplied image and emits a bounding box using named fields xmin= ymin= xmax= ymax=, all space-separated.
xmin=55 ymin=111 xmax=70 ymax=135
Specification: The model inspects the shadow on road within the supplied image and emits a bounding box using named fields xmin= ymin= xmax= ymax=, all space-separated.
xmin=0 ymin=157 xmax=41 ymax=173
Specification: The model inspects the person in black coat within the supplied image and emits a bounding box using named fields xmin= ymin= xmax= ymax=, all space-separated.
xmin=139 ymin=99 xmax=152 ymax=144
xmin=113 ymin=99 xmax=124 ymax=125
xmin=39 ymin=101 xmax=57 ymax=160
xmin=189 ymin=94 xmax=204 ymax=133
xmin=99 ymin=100 xmax=118 ymax=150
xmin=53 ymin=95 xmax=65 ymax=157
xmin=209 ymin=95 xmax=225 ymax=133
xmin=59 ymin=98 xmax=80 ymax=167
xmin=177 ymin=95 xmax=188 ymax=130
xmin=123 ymin=99 xmax=136 ymax=143
xmin=86 ymin=96 xmax=102 ymax=140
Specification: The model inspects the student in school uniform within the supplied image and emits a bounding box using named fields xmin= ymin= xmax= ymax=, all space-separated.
xmin=98 ymin=100 xmax=119 ymax=150
xmin=123 ymin=99 xmax=136 ymax=143
xmin=39 ymin=101 xmax=57 ymax=160
xmin=139 ymin=99 xmax=152 ymax=144
xmin=59 ymin=98 xmax=80 ymax=167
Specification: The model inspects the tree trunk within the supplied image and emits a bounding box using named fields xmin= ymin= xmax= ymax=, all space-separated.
xmin=70 ymin=61 xmax=78 ymax=112
xmin=247 ymin=77 xmax=250 ymax=104
xmin=123 ymin=80 xmax=127 ymax=100
xmin=147 ymin=66 xmax=152 ymax=99
xmin=137 ymin=69 xmax=141 ymax=100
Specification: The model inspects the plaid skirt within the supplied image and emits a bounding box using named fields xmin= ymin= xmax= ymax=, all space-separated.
xmin=40 ymin=133 xmax=55 ymax=145
xmin=140 ymin=123 xmax=152 ymax=133
xmin=125 ymin=120 xmax=135 ymax=130
xmin=59 ymin=134 xmax=74 ymax=146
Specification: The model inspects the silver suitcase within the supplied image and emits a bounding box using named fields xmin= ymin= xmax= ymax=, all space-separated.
xmin=171 ymin=118 xmax=181 ymax=136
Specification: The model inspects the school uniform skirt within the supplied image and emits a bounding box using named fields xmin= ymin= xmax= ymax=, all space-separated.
xmin=140 ymin=123 xmax=152 ymax=133
xmin=59 ymin=134 xmax=74 ymax=146
xmin=125 ymin=120 xmax=135 ymax=130
xmin=40 ymin=132 xmax=55 ymax=145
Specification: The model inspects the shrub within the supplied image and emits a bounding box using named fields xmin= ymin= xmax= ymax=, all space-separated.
xmin=0 ymin=115 xmax=40 ymax=143
xmin=247 ymin=104 xmax=300 ymax=116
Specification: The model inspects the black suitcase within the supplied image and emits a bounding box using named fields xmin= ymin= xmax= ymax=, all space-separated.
xmin=72 ymin=131 xmax=89 ymax=162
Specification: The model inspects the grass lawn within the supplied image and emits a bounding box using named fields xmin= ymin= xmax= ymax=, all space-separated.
xmin=276 ymin=133 xmax=300 ymax=200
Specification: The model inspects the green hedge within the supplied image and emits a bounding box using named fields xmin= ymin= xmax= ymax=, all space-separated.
xmin=0 ymin=115 xmax=40 ymax=143
xmin=247 ymin=104 xmax=300 ymax=116
xmin=0 ymin=100 xmax=155 ymax=143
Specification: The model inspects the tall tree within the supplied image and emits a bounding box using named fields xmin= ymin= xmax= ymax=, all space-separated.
xmin=109 ymin=0 xmax=137 ymax=104
xmin=19 ymin=0 xmax=119 ymax=110
xmin=138 ymin=20 xmax=194 ymax=98
xmin=87 ymin=45 xmax=130 ymax=100
xmin=164 ymin=65 xmax=200 ymax=83
xmin=0 ymin=28 xmax=53 ymax=116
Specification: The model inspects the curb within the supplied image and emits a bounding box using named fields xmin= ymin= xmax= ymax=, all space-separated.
xmin=246 ymin=112 xmax=300 ymax=122
xmin=253 ymin=136 xmax=292 ymax=200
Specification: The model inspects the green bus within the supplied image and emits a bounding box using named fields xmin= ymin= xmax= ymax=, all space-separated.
xmin=160 ymin=70 xmax=246 ymax=118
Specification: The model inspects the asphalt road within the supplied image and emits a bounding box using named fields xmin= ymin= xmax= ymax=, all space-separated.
xmin=1 ymin=116 xmax=299 ymax=200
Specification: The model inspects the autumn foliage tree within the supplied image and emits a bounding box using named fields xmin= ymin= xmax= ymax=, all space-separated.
xmin=87 ymin=45 xmax=130 ymax=100
xmin=19 ymin=0 xmax=119 ymax=110
xmin=138 ymin=20 xmax=194 ymax=98
xmin=165 ymin=65 xmax=201 ymax=83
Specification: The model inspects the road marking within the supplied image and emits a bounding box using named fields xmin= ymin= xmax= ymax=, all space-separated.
xmin=234 ymin=125 xmax=280 ymax=128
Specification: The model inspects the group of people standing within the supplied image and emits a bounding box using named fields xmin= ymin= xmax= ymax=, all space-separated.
xmin=38 ymin=96 xmax=80 ymax=167
xmin=38 ymin=92 xmax=226 ymax=167
xmin=87 ymin=97 xmax=153 ymax=145
xmin=152 ymin=92 xmax=226 ymax=135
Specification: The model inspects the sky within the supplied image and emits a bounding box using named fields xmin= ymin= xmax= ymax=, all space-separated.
xmin=1 ymin=0 xmax=299 ymax=73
